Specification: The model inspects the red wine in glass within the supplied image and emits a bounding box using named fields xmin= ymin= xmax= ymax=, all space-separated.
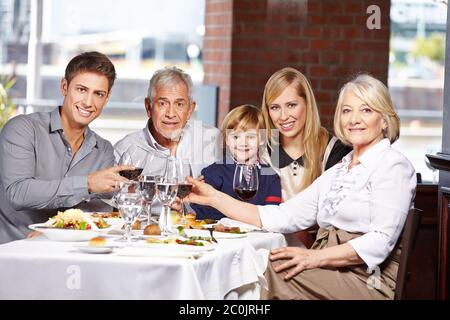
xmin=233 ymin=163 xmax=258 ymax=201
xmin=234 ymin=187 xmax=257 ymax=201
xmin=177 ymin=183 xmax=193 ymax=199
xmin=119 ymin=168 xmax=143 ymax=180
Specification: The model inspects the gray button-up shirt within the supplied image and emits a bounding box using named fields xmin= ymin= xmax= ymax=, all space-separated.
xmin=0 ymin=107 xmax=115 ymax=243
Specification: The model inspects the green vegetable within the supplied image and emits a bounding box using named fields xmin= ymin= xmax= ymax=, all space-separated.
xmin=189 ymin=236 xmax=212 ymax=241
xmin=78 ymin=221 xmax=88 ymax=230
xmin=53 ymin=221 xmax=64 ymax=228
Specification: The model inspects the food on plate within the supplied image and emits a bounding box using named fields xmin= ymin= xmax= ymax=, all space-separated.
xmin=144 ymin=224 xmax=161 ymax=236
xmin=131 ymin=219 xmax=141 ymax=230
xmin=213 ymin=224 xmax=245 ymax=234
xmin=183 ymin=219 xmax=207 ymax=229
xmin=146 ymin=237 xmax=206 ymax=246
xmin=47 ymin=209 xmax=110 ymax=230
xmin=91 ymin=211 xmax=120 ymax=218
xmin=170 ymin=210 xmax=182 ymax=224
xmin=89 ymin=236 xmax=107 ymax=247
xmin=185 ymin=212 xmax=196 ymax=221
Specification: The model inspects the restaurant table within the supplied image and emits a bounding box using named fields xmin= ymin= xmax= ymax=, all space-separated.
xmin=0 ymin=232 xmax=287 ymax=300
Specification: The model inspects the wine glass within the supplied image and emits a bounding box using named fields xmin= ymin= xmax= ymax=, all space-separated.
xmin=176 ymin=159 xmax=193 ymax=224
xmin=115 ymin=185 xmax=144 ymax=245
xmin=139 ymin=175 xmax=162 ymax=226
xmin=233 ymin=163 xmax=258 ymax=201
xmin=137 ymin=150 xmax=167 ymax=226
xmin=156 ymin=156 xmax=179 ymax=235
xmin=425 ymin=145 xmax=440 ymax=183
xmin=118 ymin=145 xmax=148 ymax=183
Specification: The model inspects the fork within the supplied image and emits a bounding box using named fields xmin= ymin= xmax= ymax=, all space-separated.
xmin=206 ymin=227 xmax=218 ymax=243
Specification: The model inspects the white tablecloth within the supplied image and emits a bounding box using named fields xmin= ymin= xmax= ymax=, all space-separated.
xmin=0 ymin=232 xmax=286 ymax=300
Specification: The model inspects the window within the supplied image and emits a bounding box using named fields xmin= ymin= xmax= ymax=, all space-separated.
xmin=0 ymin=0 xmax=212 ymax=143
xmin=389 ymin=0 xmax=446 ymax=183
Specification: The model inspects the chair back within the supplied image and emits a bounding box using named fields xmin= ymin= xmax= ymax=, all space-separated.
xmin=394 ymin=208 xmax=423 ymax=300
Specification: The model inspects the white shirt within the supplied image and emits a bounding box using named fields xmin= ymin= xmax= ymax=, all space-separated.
xmin=258 ymin=139 xmax=417 ymax=271
xmin=114 ymin=119 xmax=221 ymax=178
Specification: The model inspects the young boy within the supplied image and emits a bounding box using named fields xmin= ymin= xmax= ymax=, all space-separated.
xmin=191 ymin=104 xmax=282 ymax=220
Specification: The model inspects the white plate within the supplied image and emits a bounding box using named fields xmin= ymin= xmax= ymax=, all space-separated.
xmin=218 ymin=218 xmax=262 ymax=232
xmin=87 ymin=212 xmax=125 ymax=230
xmin=28 ymin=223 xmax=113 ymax=242
xmin=136 ymin=239 xmax=215 ymax=252
xmin=103 ymin=218 xmax=125 ymax=230
xmin=76 ymin=245 xmax=114 ymax=254
xmin=182 ymin=228 xmax=247 ymax=239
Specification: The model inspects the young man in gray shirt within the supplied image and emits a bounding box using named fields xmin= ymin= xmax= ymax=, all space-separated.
xmin=0 ymin=51 xmax=132 ymax=244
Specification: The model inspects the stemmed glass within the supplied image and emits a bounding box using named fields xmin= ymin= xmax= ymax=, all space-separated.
xmin=233 ymin=163 xmax=258 ymax=201
xmin=115 ymin=183 xmax=144 ymax=245
xmin=425 ymin=145 xmax=440 ymax=183
xmin=118 ymin=145 xmax=148 ymax=182
xmin=176 ymin=159 xmax=193 ymax=224
xmin=139 ymin=175 xmax=162 ymax=225
xmin=137 ymin=151 xmax=167 ymax=226
xmin=156 ymin=156 xmax=179 ymax=235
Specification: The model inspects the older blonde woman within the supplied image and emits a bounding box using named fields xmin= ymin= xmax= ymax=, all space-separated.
xmin=187 ymin=74 xmax=416 ymax=299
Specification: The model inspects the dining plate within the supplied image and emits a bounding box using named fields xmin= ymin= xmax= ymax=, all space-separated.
xmin=182 ymin=228 xmax=247 ymax=239
xmin=136 ymin=239 xmax=215 ymax=252
xmin=28 ymin=223 xmax=113 ymax=242
xmin=76 ymin=244 xmax=114 ymax=254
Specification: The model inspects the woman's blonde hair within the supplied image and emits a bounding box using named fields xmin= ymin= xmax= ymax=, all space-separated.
xmin=221 ymin=104 xmax=266 ymax=150
xmin=334 ymin=74 xmax=400 ymax=145
xmin=261 ymin=67 xmax=329 ymax=191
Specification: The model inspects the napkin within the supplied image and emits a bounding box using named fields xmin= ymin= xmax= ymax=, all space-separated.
xmin=115 ymin=247 xmax=203 ymax=259
xmin=218 ymin=218 xmax=262 ymax=232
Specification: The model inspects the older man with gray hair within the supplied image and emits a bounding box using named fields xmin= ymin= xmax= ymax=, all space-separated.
xmin=114 ymin=66 xmax=220 ymax=177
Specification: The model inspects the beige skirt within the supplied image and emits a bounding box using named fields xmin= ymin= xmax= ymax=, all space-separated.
xmin=261 ymin=227 xmax=400 ymax=300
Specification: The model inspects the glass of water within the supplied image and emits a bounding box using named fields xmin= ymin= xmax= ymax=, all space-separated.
xmin=116 ymin=187 xmax=144 ymax=245
xmin=157 ymin=156 xmax=179 ymax=235
xmin=425 ymin=145 xmax=440 ymax=184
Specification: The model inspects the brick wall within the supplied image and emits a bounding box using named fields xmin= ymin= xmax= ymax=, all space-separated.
xmin=204 ymin=0 xmax=391 ymax=129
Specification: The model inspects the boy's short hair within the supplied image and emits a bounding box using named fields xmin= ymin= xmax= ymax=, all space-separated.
xmin=64 ymin=51 xmax=116 ymax=91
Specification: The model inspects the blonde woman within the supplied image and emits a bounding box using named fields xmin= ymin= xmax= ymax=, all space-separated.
xmin=261 ymin=67 xmax=351 ymax=199
xmin=187 ymin=74 xmax=416 ymax=299
xmin=261 ymin=67 xmax=351 ymax=246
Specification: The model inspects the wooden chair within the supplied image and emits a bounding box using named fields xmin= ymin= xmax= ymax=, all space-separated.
xmin=394 ymin=208 xmax=423 ymax=300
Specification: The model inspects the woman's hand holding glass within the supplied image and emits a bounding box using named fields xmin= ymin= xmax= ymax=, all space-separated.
xmin=185 ymin=176 xmax=219 ymax=207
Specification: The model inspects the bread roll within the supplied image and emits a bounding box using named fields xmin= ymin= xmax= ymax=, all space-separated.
xmin=89 ymin=237 xmax=107 ymax=247
xmin=131 ymin=219 xmax=141 ymax=230
xmin=144 ymin=224 xmax=161 ymax=236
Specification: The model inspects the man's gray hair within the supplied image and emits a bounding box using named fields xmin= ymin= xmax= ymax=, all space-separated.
xmin=147 ymin=66 xmax=194 ymax=105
